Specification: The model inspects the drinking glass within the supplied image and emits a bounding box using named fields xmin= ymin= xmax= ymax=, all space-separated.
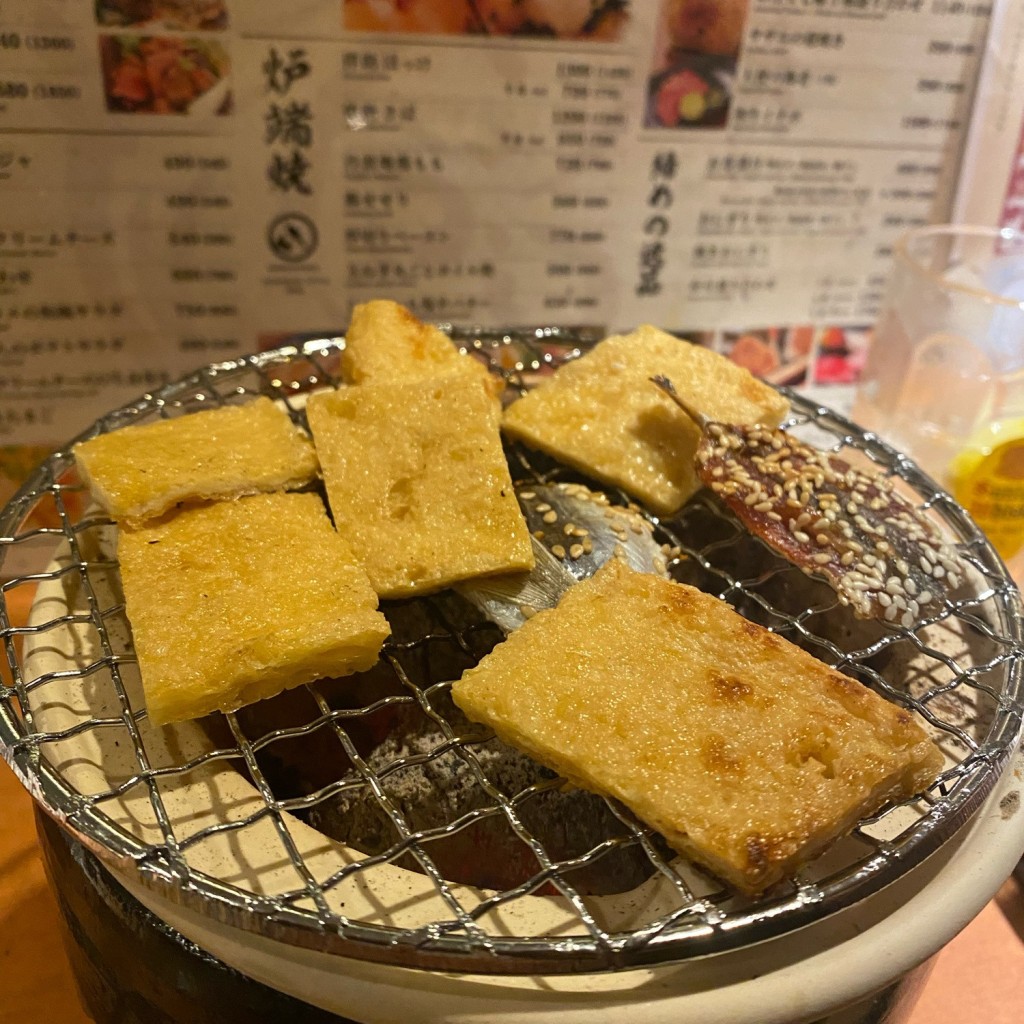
xmin=853 ymin=225 xmax=1024 ymax=566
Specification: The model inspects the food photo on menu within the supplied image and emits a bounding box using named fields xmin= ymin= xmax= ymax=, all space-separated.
xmin=645 ymin=0 xmax=748 ymax=128
xmin=98 ymin=33 xmax=232 ymax=114
xmin=94 ymin=0 xmax=229 ymax=31
xmin=343 ymin=0 xmax=631 ymax=40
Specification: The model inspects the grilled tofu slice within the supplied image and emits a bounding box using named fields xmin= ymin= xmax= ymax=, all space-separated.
xmin=307 ymin=375 xmax=534 ymax=599
xmin=74 ymin=397 xmax=318 ymax=524
xmin=502 ymin=325 xmax=789 ymax=515
xmin=118 ymin=491 xmax=389 ymax=725
xmin=452 ymin=557 xmax=943 ymax=894
xmin=343 ymin=299 xmax=501 ymax=399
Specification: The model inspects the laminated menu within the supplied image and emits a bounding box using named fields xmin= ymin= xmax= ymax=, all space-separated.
xmin=0 ymin=0 xmax=1000 ymax=577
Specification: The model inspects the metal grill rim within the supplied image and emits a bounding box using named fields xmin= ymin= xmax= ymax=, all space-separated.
xmin=0 ymin=328 xmax=1022 ymax=975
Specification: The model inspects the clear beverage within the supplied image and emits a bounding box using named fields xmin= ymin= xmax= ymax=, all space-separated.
xmin=853 ymin=226 xmax=1024 ymax=566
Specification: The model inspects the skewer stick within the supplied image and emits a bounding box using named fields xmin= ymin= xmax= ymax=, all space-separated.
xmin=649 ymin=374 xmax=713 ymax=431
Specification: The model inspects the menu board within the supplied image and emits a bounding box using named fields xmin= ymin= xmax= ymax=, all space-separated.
xmin=0 ymin=0 xmax=996 ymax=511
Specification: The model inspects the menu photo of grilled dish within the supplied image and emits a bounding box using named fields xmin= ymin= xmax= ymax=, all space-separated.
xmin=98 ymin=33 xmax=232 ymax=115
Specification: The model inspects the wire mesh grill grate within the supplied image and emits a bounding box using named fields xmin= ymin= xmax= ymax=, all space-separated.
xmin=2 ymin=329 xmax=1023 ymax=975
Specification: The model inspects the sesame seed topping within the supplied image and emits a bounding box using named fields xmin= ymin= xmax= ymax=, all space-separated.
xmin=690 ymin=414 xmax=965 ymax=625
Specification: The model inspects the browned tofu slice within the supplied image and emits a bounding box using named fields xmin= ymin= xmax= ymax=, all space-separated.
xmin=118 ymin=491 xmax=390 ymax=726
xmin=502 ymin=325 xmax=789 ymax=515
xmin=306 ymin=376 xmax=534 ymax=599
xmin=452 ymin=557 xmax=943 ymax=894
xmin=343 ymin=299 xmax=502 ymax=399
xmin=74 ymin=397 xmax=319 ymax=523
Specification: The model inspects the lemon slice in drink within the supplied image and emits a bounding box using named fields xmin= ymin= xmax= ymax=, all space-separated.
xmin=950 ymin=417 xmax=1024 ymax=561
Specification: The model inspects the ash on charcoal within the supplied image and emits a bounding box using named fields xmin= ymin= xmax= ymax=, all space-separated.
xmin=304 ymin=699 xmax=667 ymax=896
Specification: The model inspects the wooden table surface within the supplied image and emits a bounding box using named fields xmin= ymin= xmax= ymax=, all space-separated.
xmin=2 ymin=592 xmax=1023 ymax=1024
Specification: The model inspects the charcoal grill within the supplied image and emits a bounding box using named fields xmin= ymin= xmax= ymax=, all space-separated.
xmin=2 ymin=329 xmax=1024 ymax=1020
